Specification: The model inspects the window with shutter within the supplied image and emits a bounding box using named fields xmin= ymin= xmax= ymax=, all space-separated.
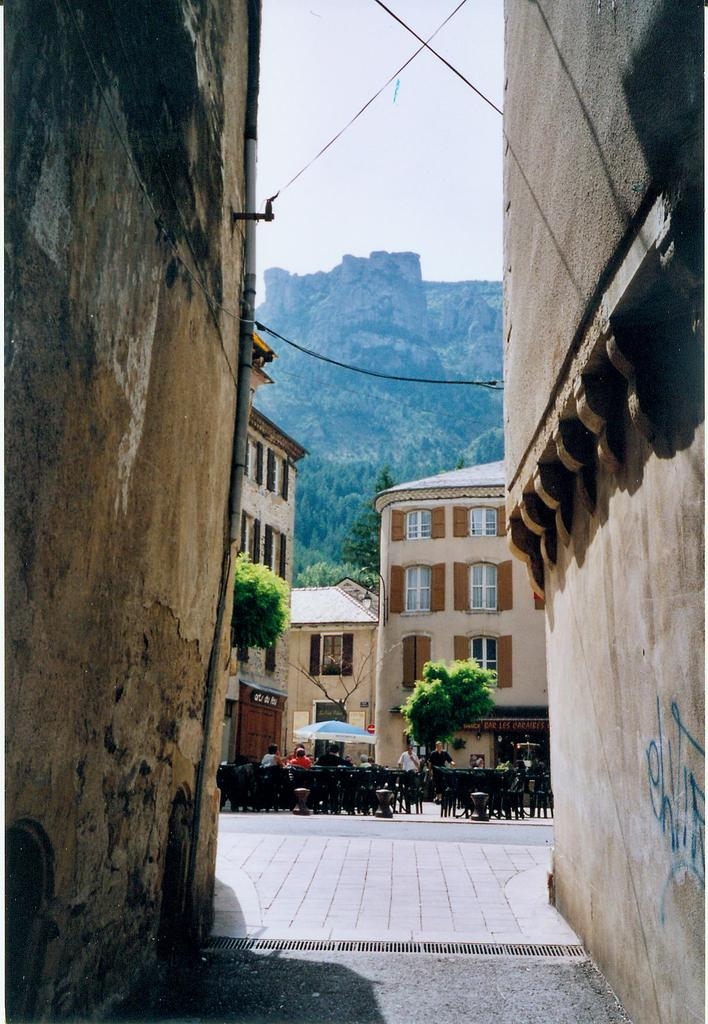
xmin=322 ymin=634 xmax=343 ymax=674
xmin=391 ymin=509 xmax=405 ymax=541
xmin=453 ymin=635 xmax=468 ymax=661
xmin=470 ymin=507 xmax=497 ymax=536
xmin=497 ymin=560 xmax=513 ymax=611
xmin=263 ymin=525 xmax=274 ymax=568
xmin=454 ymin=562 xmax=469 ymax=611
xmin=431 ymin=507 xmax=445 ymax=538
xmin=279 ymin=535 xmax=287 ymax=579
xmin=389 ymin=565 xmax=405 ymax=613
xmin=405 ymin=566 xmax=431 ymax=611
xmin=240 ymin=512 xmax=247 ymax=554
xmin=251 ymin=519 xmax=261 ymax=563
xmin=470 ymin=563 xmax=497 ymax=610
xmin=402 ymin=635 xmax=431 ymax=686
xmin=281 ymin=459 xmax=289 ymax=500
xmin=342 ymin=633 xmax=354 ymax=676
xmin=402 ymin=636 xmax=416 ymax=685
xmin=471 ymin=636 xmax=498 ymax=671
xmin=416 ymin=635 xmax=431 ymax=678
xmin=496 ymin=506 xmax=507 ymax=536
xmin=309 ymin=634 xmax=321 ymax=676
xmin=431 ymin=564 xmax=445 ymax=611
xmin=266 ymin=448 xmax=276 ymax=491
xmin=406 ymin=510 xmax=432 ymax=539
xmin=255 ymin=442 xmax=264 ymax=485
xmin=265 ymin=644 xmax=276 ymax=671
xmin=453 ymin=506 xmax=468 ymax=537
xmin=496 ymin=635 xmax=512 ymax=687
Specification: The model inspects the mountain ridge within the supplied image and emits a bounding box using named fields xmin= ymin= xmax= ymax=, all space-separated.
xmin=253 ymin=251 xmax=503 ymax=576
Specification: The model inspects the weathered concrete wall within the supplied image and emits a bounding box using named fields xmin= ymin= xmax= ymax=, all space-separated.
xmin=6 ymin=1 xmax=251 ymax=1017
xmin=503 ymin=3 xmax=704 ymax=1022
xmin=547 ymin=425 xmax=704 ymax=1024
xmin=503 ymin=1 xmax=702 ymax=484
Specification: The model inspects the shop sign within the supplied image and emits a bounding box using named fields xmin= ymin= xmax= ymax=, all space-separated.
xmin=359 ymin=701 xmax=370 ymax=708
xmin=251 ymin=690 xmax=280 ymax=707
xmin=468 ymin=718 xmax=549 ymax=732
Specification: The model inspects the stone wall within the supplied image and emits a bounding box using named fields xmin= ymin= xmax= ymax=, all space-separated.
xmin=503 ymin=3 xmax=703 ymax=1022
xmin=5 ymin=1 xmax=251 ymax=1017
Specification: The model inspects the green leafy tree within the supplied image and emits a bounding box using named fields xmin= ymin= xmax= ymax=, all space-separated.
xmin=341 ymin=465 xmax=395 ymax=572
xmin=232 ymin=554 xmax=289 ymax=649
xmin=401 ymin=660 xmax=496 ymax=750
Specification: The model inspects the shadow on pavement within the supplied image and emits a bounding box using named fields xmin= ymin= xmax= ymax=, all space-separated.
xmin=115 ymin=950 xmax=385 ymax=1024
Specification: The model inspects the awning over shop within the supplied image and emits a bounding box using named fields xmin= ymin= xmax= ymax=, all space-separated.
xmin=239 ymin=676 xmax=288 ymax=709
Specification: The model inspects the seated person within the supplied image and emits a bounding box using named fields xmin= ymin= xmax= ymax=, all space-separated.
xmin=358 ymin=754 xmax=373 ymax=769
xmin=288 ymin=746 xmax=312 ymax=768
xmin=316 ymin=743 xmax=343 ymax=766
xmin=260 ymin=743 xmax=284 ymax=767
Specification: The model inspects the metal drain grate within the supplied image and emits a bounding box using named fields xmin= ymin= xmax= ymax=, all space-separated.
xmin=203 ymin=936 xmax=586 ymax=959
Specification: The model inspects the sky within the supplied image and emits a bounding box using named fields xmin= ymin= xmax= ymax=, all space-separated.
xmin=255 ymin=0 xmax=504 ymax=295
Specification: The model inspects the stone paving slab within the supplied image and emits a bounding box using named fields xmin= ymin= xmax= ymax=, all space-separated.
xmin=213 ymin=820 xmax=579 ymax=946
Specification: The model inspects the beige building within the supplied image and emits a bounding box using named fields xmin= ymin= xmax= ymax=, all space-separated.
xmin=224 ymin=406 xmax=306 ymax=762
xmin=374 ymin=463 xmax=547 ymax=768
xmin=503 ymin=4 xmax=703 ymax=1023
xmin=288 ymin=582 xmax=379 ymax=759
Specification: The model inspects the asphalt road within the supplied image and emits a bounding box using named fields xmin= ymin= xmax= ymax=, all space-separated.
xmin=118 ymin=950 xmax=632 ymax=1024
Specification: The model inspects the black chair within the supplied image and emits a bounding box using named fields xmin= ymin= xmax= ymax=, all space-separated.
xmin=254 ymin=766 xmax=281 ymax=811
xmin=439 ymin=767 xmax=458 ymax=818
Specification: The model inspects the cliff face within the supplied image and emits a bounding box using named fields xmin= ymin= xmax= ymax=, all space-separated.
xmin=5 ymin=1 xmax=249 ymax=1017
xmin=254 ymin=252 xmax=503 ymax=572
xmin=256 ymin=251 xmax=502 ymax=459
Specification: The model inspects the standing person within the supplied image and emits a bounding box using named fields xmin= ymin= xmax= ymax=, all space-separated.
xmin=397 ymin=744 xmax=420 ymax=773
xmin=428 ymin=741 xmax=454 ymax=804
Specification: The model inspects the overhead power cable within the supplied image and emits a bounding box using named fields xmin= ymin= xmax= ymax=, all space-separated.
xmin=265 ymin=0 xmax=469 ymax=206
xmin=255 ymin=321 xmax=503 ymax=389
xmin=371 ymin=0 xmax=503 ymax=117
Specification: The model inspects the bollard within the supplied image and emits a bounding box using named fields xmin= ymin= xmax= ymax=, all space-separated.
xmin=470 ymin=791 xmax=489 ymax=821
xmin=292 ymin=787 xmax=311 ymax=815
xmin=375 ymin=787 xmax=394 ymax=819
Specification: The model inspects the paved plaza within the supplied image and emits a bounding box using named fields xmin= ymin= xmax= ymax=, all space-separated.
xmin=212 ymin=808 xmax=579 ymax=945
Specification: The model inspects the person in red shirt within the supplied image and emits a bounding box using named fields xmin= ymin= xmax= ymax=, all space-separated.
xmin=288 ymin=746 xmax=312 ymax=768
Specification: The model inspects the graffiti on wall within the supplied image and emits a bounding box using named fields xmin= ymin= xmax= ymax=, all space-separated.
xmin=645 ymin=697 xmax=704 ymax=922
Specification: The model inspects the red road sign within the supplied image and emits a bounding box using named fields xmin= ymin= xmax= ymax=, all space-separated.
xmin=366 ymin=724 xmax=375 ymax=734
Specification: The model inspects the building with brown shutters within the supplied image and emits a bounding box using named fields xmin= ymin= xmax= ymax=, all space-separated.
xmin=287 ymin=582 xmax=379 ymax=759
xmin=373 ymin=461 xmax=547 ymax=767
xmin=222 ymin=407 xmax=306 ymax=763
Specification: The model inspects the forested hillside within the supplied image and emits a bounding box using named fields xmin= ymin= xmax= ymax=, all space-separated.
xmin=253 ymin=251 xmax=503 ymax=579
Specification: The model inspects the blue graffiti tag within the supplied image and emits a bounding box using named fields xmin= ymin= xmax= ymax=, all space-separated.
xmin=646 ymin=698 xmax=704 ymax=920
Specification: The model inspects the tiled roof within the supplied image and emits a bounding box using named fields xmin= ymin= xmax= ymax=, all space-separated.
xmin=386 ymin=461 xmax=505 ymax=492
xmin=291 ymin=586 xmax=378 ymax=625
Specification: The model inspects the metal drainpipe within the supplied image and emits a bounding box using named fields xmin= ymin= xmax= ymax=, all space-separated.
xmin=186 ymin=0 xmax=261 ymax=944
